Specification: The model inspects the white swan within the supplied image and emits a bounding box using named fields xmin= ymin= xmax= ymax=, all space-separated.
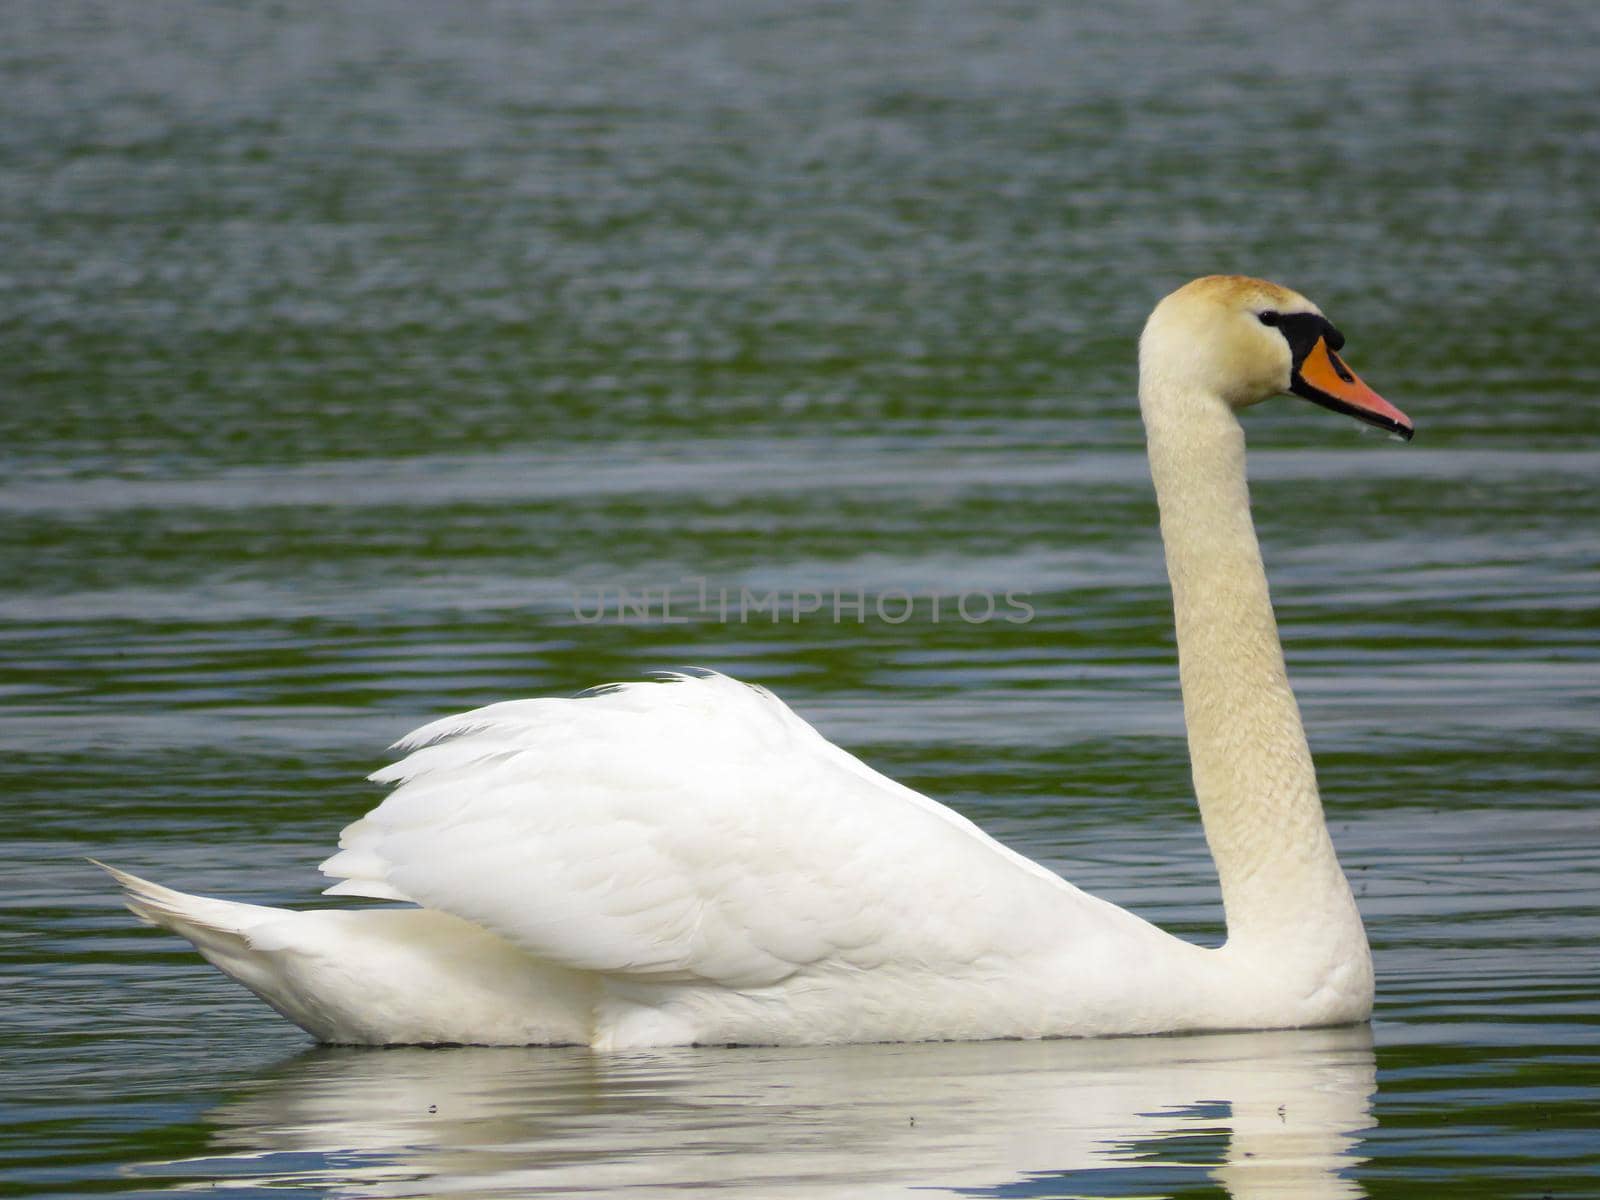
xmin=101 ymin=275 xmax=1413 ymax=1048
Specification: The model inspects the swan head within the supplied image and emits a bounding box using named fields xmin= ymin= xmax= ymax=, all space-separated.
xmin=1140 ymin=275 xmax=1413 ymax=440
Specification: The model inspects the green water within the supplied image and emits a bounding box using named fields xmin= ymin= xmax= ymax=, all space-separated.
xmin=3 ymin=2 xmax=1597 ymax=1196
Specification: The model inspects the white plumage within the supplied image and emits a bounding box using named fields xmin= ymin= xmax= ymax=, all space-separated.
xmin=321 ymin=672 xmax=1216 ymax=1045
xmin=101 ymin=275 xmax=1407 ymax=1047
xmin=328 ymin=673 xmax=1133 ymax=983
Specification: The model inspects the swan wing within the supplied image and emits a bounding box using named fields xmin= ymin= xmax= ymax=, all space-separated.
xmin=321 ymin=672 xmax=1142 ymax=989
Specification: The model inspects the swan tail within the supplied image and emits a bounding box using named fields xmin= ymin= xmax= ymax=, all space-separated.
xmin=93 ymin=860 xmax=598 ymax=1045
xmin=92 ymin=859 xmax=384 ymax=1040
xmin=91 ymin=859 xmax=290 ymax=984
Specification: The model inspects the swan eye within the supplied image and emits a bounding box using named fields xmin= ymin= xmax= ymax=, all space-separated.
xmin=1257 ymin=311 xmax=1281 ymax=327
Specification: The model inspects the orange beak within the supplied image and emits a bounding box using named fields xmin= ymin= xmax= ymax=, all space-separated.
xmin=1290 ymin=337 xmax=1414 ymax=441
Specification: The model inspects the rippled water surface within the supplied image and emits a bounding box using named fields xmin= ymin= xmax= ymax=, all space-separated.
xmin=3 ymin=3 xmax=1598 ymax=1197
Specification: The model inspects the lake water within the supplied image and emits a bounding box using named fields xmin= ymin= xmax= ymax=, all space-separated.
xmin=3 ymin=2 xmax=1597 ymax=1197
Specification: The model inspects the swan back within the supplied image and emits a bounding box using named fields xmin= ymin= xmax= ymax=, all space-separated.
xmin=318 ymin=672 xmax=1204 ymax=1045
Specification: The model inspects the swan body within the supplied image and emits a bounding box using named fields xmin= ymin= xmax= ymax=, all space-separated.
xmin=103 ymin=275 xmax=1411 ymax=1047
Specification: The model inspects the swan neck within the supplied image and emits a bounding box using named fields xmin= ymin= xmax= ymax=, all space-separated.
xmin=1140 ymin=375 xmax=1366 ymax=962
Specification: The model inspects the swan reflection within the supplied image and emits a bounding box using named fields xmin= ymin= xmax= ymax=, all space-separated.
xmin=146 ymin=1026 xmax=1374 ymax=1198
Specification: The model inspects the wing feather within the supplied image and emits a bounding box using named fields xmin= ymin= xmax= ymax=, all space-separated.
xmin=322 ymin=672 xmax=1130 ymax=988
